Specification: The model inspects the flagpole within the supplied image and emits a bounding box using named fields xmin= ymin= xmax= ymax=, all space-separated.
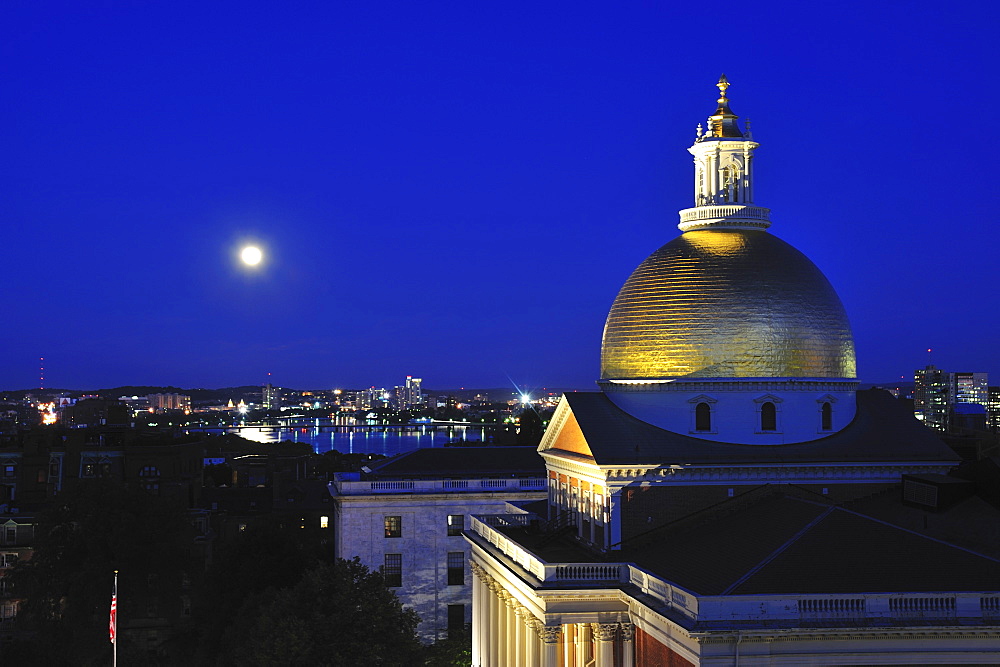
xmin=112 ymin=570 xmax=118 ymax=667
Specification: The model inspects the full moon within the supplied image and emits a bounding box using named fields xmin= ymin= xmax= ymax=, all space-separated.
xmin=241 ymin=246 xmax=263 ymax=266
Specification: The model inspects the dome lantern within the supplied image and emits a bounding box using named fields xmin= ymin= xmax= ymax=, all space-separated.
xmin=679 ymin=76 xmax=772 ymax=232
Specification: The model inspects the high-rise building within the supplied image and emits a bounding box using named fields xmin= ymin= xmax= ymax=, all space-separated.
xmin=405 ymin=376 xmax=423 ymax=408
xmin=914 ymin=367 xmax=989 ymax=432
xmin=914 ymin=365 xmax=951 ymax=431
xmin=466 ymin=78 xmax=999 ymax=665
xmin=953 ymin=371 xmax=989 ymax=407
xmin=262 ymin=383 xmax=281 ymax=410
xmin=988 ymin=386 xmax=1000 ymax=430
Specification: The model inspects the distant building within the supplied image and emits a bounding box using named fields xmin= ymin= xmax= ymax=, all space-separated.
xmin=262 ymin=383 xmax=281 ymax=410
xmin=914 ymin=365 xmax=952 ymax=431
xmin=914 ymin=367 xmax=989 ymax=432
xmin=147 ymin=393 xmax=191 ymax=413
xmin=330 ymin=447 xmax=546 ymax=643
xmin=0 ymin=513 xmax=34 ymax=638
xmin=953 ymin=371 xmax=989 ymax=407
xmin=404 ymin=376 xmax=423 ymax=408
xmin=989 ymin=386 xmax=1000 ymax=430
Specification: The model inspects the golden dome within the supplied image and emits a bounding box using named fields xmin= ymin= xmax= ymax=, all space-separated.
xmin=600 ymin=229 xmax=856 ymax=380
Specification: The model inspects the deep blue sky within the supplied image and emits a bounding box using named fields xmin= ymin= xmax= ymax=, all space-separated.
xmin=2 ymin=2 xmax=997 ymax=390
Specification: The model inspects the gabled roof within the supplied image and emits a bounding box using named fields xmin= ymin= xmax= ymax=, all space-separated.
xmin=543 ymin=389 xmax=958 ymax=467
xmin=624 ymin=494 xmax=1000 ymax=596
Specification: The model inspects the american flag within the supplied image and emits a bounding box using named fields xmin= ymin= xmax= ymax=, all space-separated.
xmin=109 ymin=573 xmax=117 ymax=645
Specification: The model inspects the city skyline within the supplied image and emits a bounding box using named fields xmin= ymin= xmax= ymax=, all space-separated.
xmin=3 ymin=2 xmax=998 ymax=389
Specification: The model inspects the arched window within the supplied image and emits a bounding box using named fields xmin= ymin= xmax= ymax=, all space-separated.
xmin=722 ymin=164 xmax=741 ymax=202
xmin=760 ymin=402 xmax=777 ymax=431
xmin=821 ymin=402 xmax=833 ymax=431
xmin=695 ymin=402 xmax=712 ymax=431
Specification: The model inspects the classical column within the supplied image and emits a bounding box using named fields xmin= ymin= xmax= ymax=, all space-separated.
xmin=496 ymin=590 xmax=508 ymax=667
xmin=524 ymin=616 xmax=539 ymax=667
xmin=563 ymin=624 xmax=573 ymax=666
xmin=488 ymin=582 xmax=501 ymax=667
xmin=512 ymin=603 xmax=524 ymax=667
xmin=471 ymin=566 xmax=484 ymax=667
xmin=538 ymin=625 xmax=561 ymax=667
xmin=608 ymin=489 xmax=622 ymax=552
xmin=620 ymin=622 xmax=635 ymax=667
xmin=575 ymin=622 xmax=590 ymax=666
xmin=592 ymin=623 xmax=618 ymax=667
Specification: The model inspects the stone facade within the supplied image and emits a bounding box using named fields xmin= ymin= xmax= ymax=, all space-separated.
xmin=330 ymin=460 xmax=545 ymax=643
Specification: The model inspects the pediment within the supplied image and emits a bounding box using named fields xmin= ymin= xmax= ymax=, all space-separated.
xmin=538 ymin=397 xmax=594 ymax=459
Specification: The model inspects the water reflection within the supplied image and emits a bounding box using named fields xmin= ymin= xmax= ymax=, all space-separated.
xmin=192 ymin=424 xmax=491 ymax=458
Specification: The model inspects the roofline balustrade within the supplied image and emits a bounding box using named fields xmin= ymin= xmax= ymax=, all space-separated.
xmin=331 ymin=476 xmax=547 ymax=495
xmin=469 ymin=514 xmax=1000 ymax=628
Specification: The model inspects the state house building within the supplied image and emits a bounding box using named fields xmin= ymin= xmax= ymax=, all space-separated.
xmin=465 ymin=78 xmax=1000 ymax=665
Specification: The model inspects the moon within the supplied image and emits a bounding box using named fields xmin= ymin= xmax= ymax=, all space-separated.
xmin=241 ymin=246 xmax=263 ymax=266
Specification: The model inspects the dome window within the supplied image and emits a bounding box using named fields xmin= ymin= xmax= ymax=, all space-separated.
xmin=760 ymin=402 xmax=777 ymax=431
xmin=816 ymin=395 xmax=838 ymax=432
xmin=695 ymin=402 xmax=712 ymax=432
xmin=688 ymin=395 xmax=718 ymax=434
xmin=753 ymin=395 xmax=783 ymax=433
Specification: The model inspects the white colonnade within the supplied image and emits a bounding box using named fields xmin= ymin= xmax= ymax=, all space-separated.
xmin=471 ymin=562 xmax=634 ymax=667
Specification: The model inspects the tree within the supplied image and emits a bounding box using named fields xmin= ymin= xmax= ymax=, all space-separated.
xmin=221 ymin=558 xmax=422 ymax=666
xmin=4 ymin=477 xmax=194 ymax=665
xmin=191 ymin=519 xmax=330 ymax=663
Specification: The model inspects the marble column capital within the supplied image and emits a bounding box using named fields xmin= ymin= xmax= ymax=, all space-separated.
xmin=620 ymin=621 xmax=635 ymax=641
xmin=592 ymin=623 xmax=619 ymax=642
xmin=538 ymin=625 xmax=562 ymax=644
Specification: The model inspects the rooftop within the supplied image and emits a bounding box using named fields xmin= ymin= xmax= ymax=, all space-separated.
xmin=552 ymin=389 xmax=958 ymax=466
xmin=362 ymin=446 xmax=545 ymax=480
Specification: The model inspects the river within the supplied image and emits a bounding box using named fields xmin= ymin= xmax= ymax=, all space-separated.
xmin=186 ymin=422 xmax=495 ymax=457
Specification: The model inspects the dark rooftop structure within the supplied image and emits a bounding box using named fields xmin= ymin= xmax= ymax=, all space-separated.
xmin=361 ymin=446 xmax=545 ymax=480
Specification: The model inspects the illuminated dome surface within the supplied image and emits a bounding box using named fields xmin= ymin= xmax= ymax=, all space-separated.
xmin=600 ymin=229 xmax=856 ymax=380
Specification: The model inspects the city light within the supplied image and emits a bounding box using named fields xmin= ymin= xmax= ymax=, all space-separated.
xmin=38 ymin=402 xmax=57 ymax=425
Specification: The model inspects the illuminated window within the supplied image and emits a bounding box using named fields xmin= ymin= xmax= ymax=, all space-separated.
xmin=383 ymin=554 xmax=402 ymax=587
xmin=447 ymin=514 xmax=464 ymax=536
xmin=447 ymin=552 xmax=465 ymax=586
xmin=320 ymin=515 xmax=329 ymax=529
xmin=384 ymin=516 xmax=401 ymax=538
xmin=695 ymin=402 xmax=712 ymax=431
xmin=760 ymin=402 xmax=777 ymax=431
xmin=821 ymin=402 xmax=833 ymax=431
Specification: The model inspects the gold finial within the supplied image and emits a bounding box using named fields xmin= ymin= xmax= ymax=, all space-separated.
xmin=706 ymin=74 xmax=743 ymax=138
xmin=717 ymin=74 xmax=730 ymax=101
